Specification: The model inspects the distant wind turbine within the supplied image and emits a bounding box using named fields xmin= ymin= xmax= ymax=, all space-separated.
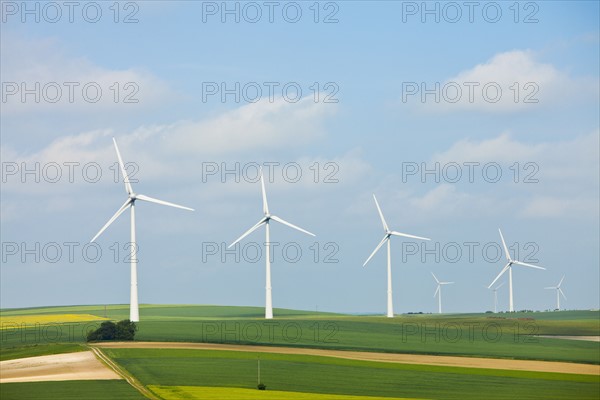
xmin=488 ymin=229 xmax=545 ymax=312
xmin=431 ymin=272 xmax=453 ymax=314
xmin=486 ymin=281 xmax=505 ymax=313
xmin=545 ymin=276 xmax=566 ymax=310
xmin=90 ymin=138 xmax=194 ymax=322
xmin=228 ymin=167 xmax=315 ymax=319
xmin=363 ymin=194 xmax=430 ymax=318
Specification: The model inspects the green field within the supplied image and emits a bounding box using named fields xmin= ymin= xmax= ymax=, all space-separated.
xmin=1 ymin=305 xmax=599 ymax=399
xmin=2 ymin=305 xmax=598 ymax=364
xmin=0 ymin=380 xmax=145 ymax=400
xmin=105 ymin=348 xmax=600 ymax=400
xmin=0 ymin=343 xmax=86 ymax=361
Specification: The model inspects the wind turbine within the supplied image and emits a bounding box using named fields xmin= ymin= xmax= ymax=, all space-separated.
xmin=545 ymin=276 xmax=566 ymax=310
xmin=431 ymin=272 xmax=453 ymax=314
xmin=488 ymin=229 xmax=545 ymax=312
xmin=228 ymin=167 xmax=315 ymax=319
xmin=90 ymin=138 xmax=194 ymax=322
xmin=486 ymin=282 xmax=505 ymax=313
xmin=363 ymin=194 xmax=430 ymax=318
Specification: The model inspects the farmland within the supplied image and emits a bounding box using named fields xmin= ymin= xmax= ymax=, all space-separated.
xmin=1 ymin=305 xmax=598 ymax=364
xmin=106 ymin=348 xmax=599 ymax=400
xmin=1 ymin=305 xmax=598 ymax=399
xmin=0 ymin=380 xmax=145 ymax=400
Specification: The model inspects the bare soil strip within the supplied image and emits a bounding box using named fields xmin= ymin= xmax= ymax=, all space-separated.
xmin=94 ymin=342 xmax=600 ymax=376
xmin=538 ymin=335 xmax=600 ymax=342
xmin=0 ymin=351 xmax=121 ymax=383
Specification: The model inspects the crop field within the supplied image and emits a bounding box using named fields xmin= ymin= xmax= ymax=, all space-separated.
xmin=0 ymin=380 xmax=145 ymax=400
xmin=1 ymin=305 xmax=598 ymax=399
xmin=1 ymin=305 xmax=598 ymax=364
xmin=105 ymin=348 xmax=599 ymax=400
xmin=149 ymin=386 xmax=419 ymax=399
xmin=0 ymin=313 xmax=108 ymax=328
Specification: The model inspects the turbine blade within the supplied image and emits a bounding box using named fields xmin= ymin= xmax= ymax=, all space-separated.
xmin=559 ymin=288 xmax=567 ymax=300
xmin=113 ymin=137 xmax=133 ymax=195
xmin=363 ymin=236 xmax=388 ymax=267
xmin=442 ymin=282 xmax=454 ymax=285
xmin=544 ymin=287 xmax=556 ymax=290
xmin=557 ymin=275 xmax=565 ymax=288
xmin=260 ymin=167 xmax=269 ymax=215
xmin=434 ymin=285 xmax=440 ymax=298
xmin=270 ymin=215 xmax=315 ymax=237
xmin=228 ymin=217 xmax=268 ymax=248
xmin=488 ymin=263 xmax=510 ymax=288
xmin=498 ymin=228 xmax=511 ymax=262
xmin=390 ymin=231 xmax=430 ymax=241
xmin=135 ymin=194 xmax=194 ymax=211
xmin=513 ymin=260 xmax=545 ymax=270
xmin=431 ymin=272 xmax=440 ymax=283
xmin=90 ymin=199 xmax=132 ymax=242
xmin=496 ymin=282 xmax=506 ymax=290
xmin=372 ymin=194 xmax=389 ymax=232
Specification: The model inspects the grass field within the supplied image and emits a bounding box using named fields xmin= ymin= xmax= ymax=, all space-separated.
xmin=0 ymin=343 xmax=86 ymax=361
xmin=0 ymin=380 xmax=146 ymax=400
xmin=105 ymin=348 xmax=600 ymax=400
xmin=1 ymin=305 xmax=599 ymax=364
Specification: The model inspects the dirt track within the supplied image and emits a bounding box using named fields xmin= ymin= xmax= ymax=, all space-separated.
xmin=0 ymin=351 xmax=121 ymax=383
xmin=95 ymin=341 xmax=600 ymax=376
xmin=539 ymin=335 xmax=600 ymax=342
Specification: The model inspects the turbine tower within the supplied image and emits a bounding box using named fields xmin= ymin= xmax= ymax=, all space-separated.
xmin=488 ymin=229 xmax=545 ymax=312
xmin=363 ymin=194 xmax=430 ymax=318
xmin=228 ymin=167 xmax=315 ymax=319
xmin=545 ymin=276 xmax=566 ymax=310
xmin=90 ymin=138 xmax=194 ymax=322
xmin=487 ymin=282 xmax=505 ymax=313
xmin=431 ymin=272 xmax=453 ymax=314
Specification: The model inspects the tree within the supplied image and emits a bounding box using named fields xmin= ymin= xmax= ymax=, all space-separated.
xmin=115 ymin=319 xmax=137 ymax=340
xmin=87 ymin=320 xmax=137 ymax=342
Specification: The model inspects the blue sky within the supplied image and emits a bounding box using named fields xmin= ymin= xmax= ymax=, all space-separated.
xmin=1 ymin=1 xmax=599 ymax=314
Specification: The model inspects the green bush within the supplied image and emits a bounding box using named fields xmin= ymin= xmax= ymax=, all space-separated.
xmin=87 ymin=320 xmax=137 ymax=342
xmin=257 ymin=383 xmax=266 ymax=390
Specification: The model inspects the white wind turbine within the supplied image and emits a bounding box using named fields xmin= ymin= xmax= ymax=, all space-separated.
xmin=545 ymin=276 xmax=566 ymax=310
xmin=363 ymin=194 xmax=430 ymax=318
xmin=487 ymin=281 xmax=505 ymax=313
xmin=228 ymin=168 xmax=315 ymax=319
xmin=90 ymin=138 xmax=194 ymax=322
xmin=431 ymin=272 xmax=453 ymax=314
xmin=488 ymin=229 xmax=545 ymax=312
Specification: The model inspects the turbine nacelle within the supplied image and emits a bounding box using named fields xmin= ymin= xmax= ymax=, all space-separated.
xmin=363 ymin=195 xmax=431 ymax=267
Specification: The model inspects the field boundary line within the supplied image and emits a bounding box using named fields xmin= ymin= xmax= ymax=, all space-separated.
xmin=90 ymin=346 xmax=160 ymax=400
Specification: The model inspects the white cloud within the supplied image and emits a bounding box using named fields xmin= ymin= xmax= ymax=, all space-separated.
xmin=1 ymin=36 xmax=172 ymax=114
xmin=432 ymin=131 xmax=599 ymax=184
xmin=520 ymin=196 xmax=599 ymax=218
xmin=0 ymin=95 xmax=340 ymax=196
xmin=418 ymin=50 xmax=597 ymax=113
xmin=353 ymin=132 xmax=599 ymax=223
xmin=163 ymin=94 xmax=337 ymax=155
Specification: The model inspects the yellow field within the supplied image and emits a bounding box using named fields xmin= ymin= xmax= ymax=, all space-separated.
xmin=149 ymin=386 xmax=421 ymax=400
xmin=0 ymin=314 xmax=108 ymax=328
